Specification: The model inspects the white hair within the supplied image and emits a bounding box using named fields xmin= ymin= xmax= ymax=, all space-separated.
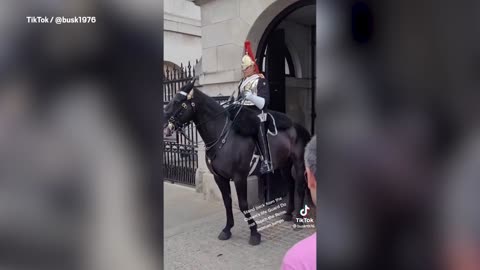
xmin=304 ymin=135 xmax=316 ymax=177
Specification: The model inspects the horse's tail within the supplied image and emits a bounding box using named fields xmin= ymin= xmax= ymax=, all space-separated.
xmin=290 ymin=123 xmax=311 ymax=186
xmin=293 ymin=122 xmax=312 ymax=147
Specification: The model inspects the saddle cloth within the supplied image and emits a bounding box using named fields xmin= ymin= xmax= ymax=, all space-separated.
xmin=227 ymin=106 xmax=293 ymax=137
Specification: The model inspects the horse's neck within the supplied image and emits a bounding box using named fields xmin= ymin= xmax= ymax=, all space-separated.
xmin=193 ymin=98 xmax=229 ymax=146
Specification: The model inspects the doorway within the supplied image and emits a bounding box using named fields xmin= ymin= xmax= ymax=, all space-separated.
xmin=255 ymin=0 xmax=316 ymax=202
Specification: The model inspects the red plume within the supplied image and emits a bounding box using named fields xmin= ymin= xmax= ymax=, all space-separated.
xmin=244 ymin=40 xmax=260 ymax=74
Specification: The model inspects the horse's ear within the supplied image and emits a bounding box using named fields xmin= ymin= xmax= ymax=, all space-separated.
xmin=187 ymin=88 xmax=194 ymax=100
xmin=187 ymin=77 xmax=197 ymax=99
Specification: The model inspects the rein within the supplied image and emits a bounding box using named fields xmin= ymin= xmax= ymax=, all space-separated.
xmin=203 ymin=101 xmax=244 ymax=152
xmin=171 ymin=98 xmax=246 ymax=155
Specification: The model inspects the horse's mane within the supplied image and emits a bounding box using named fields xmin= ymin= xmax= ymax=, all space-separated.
xmin=189 ymin=87 xmax=259 ymax=136
xmin=193 ymin=87 xmax=225 ymax=114
xmin=192 ymin=88 xmax=223 ymax=112
xmin=178 ymin=81 xmax=223 ymax=112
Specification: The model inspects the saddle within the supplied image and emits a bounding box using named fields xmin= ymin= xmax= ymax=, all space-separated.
xmin=227 ymin=105 xmax=294 ymax=137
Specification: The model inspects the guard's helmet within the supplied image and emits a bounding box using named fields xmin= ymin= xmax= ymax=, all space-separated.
xmin=241 ymin=40 xmax=259 ymax=73
xmin=241 ymin=54 xmax=255 ymax=70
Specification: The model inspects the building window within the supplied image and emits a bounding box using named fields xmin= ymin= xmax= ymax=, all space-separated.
xmin=285 ymin=48 xmax=295 ymax=77
xmin=260 ymin=45 xmax=296 ymax=77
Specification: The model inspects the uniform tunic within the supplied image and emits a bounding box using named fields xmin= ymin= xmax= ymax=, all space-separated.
xmin=236 ymin=74 xmax=270 ymax=110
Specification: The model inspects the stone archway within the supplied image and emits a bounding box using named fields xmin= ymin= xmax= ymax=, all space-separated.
xmin=243 ymin=0 xmax=303 ymax=53
xmin=246 ymin=0 xmax=316 ymax=202
xmin=248 ymin=1 xmax=316 ymax=134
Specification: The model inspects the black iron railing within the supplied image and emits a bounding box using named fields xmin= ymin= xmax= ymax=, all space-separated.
xmin=163 ymin=60 xmax=229 ymax=186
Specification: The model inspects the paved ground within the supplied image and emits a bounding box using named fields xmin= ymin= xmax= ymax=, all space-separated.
xmin=164 ymin=182 xmax=315 ymax=270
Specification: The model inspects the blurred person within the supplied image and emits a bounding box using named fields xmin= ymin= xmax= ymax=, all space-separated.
xmin=441 ymin=131 xmax=480 ymax=270
xmin=0 ymin=0 xmax=163 ymax=269
xmin=0 ymin=79 xmax=89 ymax=270
xmin=312 ymin=0 xmax=480 ymax=269
xmin=312 ymin=104 xmax=442 ymax=270
xmin=281 ymin=136 xmax=317 ymax=270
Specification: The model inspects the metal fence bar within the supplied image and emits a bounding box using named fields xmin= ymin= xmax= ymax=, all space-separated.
xmin=163 ymin=60 xmax=198 ymax=186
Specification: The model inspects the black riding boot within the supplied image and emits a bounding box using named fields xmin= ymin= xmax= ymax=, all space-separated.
xmin=258 ymin=121 xmax=273 ymax=174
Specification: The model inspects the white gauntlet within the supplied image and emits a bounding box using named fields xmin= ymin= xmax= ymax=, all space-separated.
xmin=245 ymin=92 xmax=265 ymax=110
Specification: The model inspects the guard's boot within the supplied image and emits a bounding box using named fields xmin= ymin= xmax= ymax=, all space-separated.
xmin=257 ymin=121 xmax=273 ymax=174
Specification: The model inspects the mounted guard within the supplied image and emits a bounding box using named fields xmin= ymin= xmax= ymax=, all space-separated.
xmin=232 ymin=40 xmax=273 ymax=174
xmin=164 ymin=77 xmax=312 ymax=245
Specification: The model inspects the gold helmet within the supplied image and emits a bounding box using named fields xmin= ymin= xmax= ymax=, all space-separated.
xmin=241 ymin=54 xmax=255 ymax=70
xmin=241 ymin=40 xmax=259 ymax=72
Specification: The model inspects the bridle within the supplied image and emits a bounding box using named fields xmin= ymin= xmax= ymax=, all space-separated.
xmin=166 ymin=90 xmax=246 ymax=151
xmin=167 ymin=91 xmax=197 ymax=132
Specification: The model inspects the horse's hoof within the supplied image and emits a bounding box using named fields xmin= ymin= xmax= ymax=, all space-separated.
xmin=218 ymin=230 xmax=232 ymax=240
xmin=249 ymin=233 xmax=261 ymax=245
xmin=283 ymin=214 xmax=293 ymax=222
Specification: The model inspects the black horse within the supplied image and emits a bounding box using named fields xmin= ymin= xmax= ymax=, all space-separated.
xmin=164 ymin=81 xmax=311 ymax=245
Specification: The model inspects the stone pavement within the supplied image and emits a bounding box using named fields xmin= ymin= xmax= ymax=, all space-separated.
xmin=164 ymin=182 xmax=315 ymax=270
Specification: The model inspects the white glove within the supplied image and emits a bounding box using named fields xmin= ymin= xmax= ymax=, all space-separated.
xmin=245 ymin=92 xmax=265 ymax=110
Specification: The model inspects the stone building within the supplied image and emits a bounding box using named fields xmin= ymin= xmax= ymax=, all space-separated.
xmin=192 ymin=0 xmax=316 ymax=207
xmin=164 ymin=0 xmax=202 ymax=70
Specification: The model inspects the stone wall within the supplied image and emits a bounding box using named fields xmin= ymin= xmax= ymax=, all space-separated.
xmin=164 ymin=0 xmax=202 ymax=65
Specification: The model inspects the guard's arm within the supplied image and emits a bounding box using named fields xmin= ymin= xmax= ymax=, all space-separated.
xmin=245 ymin=92 xmax=265 ymax=109
xmin=245 ymin=78 xmax=270 ymax=110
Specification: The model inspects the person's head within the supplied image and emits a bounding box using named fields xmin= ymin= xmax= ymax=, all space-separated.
xmin=304 ymin=136 xmax=316 ymax=205
xmin=241 ymin=55 xmax=256 ymax=78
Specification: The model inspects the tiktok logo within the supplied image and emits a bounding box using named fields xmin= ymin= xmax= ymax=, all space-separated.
xmin=300 ymin=204 xmax=310 ymax=217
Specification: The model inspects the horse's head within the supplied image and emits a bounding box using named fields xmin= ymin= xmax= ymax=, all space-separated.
xmin=164 ymin=79 xmax=197 ymax=136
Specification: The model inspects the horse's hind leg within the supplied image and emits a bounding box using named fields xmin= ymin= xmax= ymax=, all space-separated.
xmin=280 ymin=166 xmax=295 ymax=221
xmin=293 ymin=160 xmax=308 ymax=221
xmin=234 ymin=178 xmax=261 ymax=245
xmin=214 ymin=175 xmax=234 ymax=240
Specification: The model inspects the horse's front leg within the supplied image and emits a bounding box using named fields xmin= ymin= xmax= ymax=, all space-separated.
xmin=234 ymin=177 xmax=261 ymax=245
xmin=214 ymin=175 xmax=234 ymax=240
